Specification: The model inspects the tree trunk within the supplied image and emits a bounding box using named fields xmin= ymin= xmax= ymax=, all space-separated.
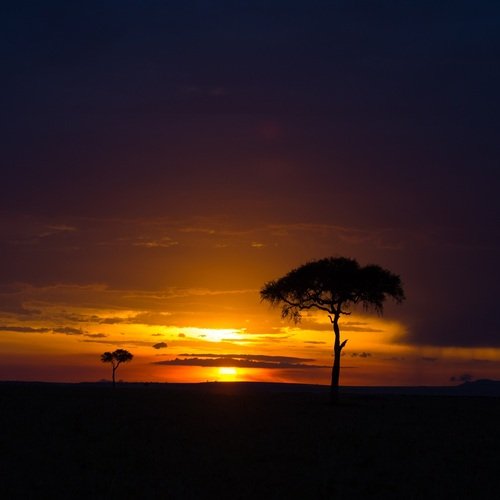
xmin=112 ymin=365 xmax=116 ymax=389
xmin=330 ymin=314 xmax=344 ymax=404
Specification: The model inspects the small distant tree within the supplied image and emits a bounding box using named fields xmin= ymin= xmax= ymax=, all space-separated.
xmin=260 ymin=257 xmax=405 ymax=403
xmin=101 ymin=349 xmax=133 ymax=388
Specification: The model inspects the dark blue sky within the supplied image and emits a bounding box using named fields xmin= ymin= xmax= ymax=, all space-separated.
xmin=1 ymin=1 xmax=500 ymax=351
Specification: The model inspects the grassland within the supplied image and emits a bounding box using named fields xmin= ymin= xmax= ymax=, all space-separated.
xmin=1 ymin=382 xmax=499 ymax=499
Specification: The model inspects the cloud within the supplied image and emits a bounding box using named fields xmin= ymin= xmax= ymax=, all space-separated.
xmin=56 ymin=310 xmax=173 ymax=326
xmin=350 ymin=352 xmax=371 ymax=358
xmin=179 ymin=226 xmax=216 ymax=235
xmin=133 ymin=237 xmax=179 ymax=248
xmin=152 ymin=342 xmax=168 ymax=349
xmin=57 ymin=312 xmax=91 ymax=323
xmin=407 ymin=302 xmax=500 ymax=348
xmin=341 ymin=323 xmax=385 ymax=333
xmin=0 ymin=325 xmax=50 ymax=333
xmin=128 ymin=312 xmax=173 ymax=325
xmin=298 ymin=318 xmax=385 ymax=334
xmin=81 ymin=339 xmax=120 ymax=345
xmin=450 ymin=373 xmax=474 ymax=383
xmin=250 ymin=335 xmax=292 ymax=343
xmin=0 ymin=296 xmax=42 ymax=317
xmin=37 ymin=224 xmax=77 ymax=239
xmin=178 ymin=353 xmax=315 ymax=363
xmin=165 ymin=287 xmax=257 ymax=298
xmin=84 ymin=333 xmax=108 ymax=338
xmin=46 ymin=224 xmax=77 ymax=233
xmin=0 ymin=323 xmax=86 ymax=336
xmin=52 ymin=327 xmax=84 ymax=335
xmin=82 ymin=339 xmax=166 ymax=348
xmin=154 ymin=353 xmax=327 ymax=369
xmin=99 ymin=317 xmax=128 ymax=324
xmin=266 ymin=223 xmax=407 ymax=250
xmin=55 ymin=312 xmax=132 ymax=325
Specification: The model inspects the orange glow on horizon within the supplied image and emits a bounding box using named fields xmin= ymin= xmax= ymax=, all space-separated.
xmin=2 ymin=281 xmax=500 ymax=387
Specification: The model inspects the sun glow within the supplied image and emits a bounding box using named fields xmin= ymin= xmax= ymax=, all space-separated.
xmin=218 ymin=366 xmax=238 ymax=379
xmin=185 ymin=327 xmax=244 ymax=343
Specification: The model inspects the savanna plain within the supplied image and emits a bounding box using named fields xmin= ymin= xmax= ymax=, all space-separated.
xmin=1 ymin=382 xmax=499 ymax=499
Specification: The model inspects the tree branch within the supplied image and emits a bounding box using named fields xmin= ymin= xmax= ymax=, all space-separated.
xmin=279 ymin=295 xmax=332 ymax=314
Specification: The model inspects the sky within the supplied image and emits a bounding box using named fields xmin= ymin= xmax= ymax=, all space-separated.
xmin=1 ymin=0 xmax=499 ymax=386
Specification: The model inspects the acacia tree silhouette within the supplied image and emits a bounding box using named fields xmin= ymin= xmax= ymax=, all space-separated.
xmin=260 ymin=257 xmax=405 ymax=403
xmin=101 ymin=349 xmax=133 ymax=388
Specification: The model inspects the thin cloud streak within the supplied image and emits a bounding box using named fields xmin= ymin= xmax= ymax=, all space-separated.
xmin=155 ymin=353 xmax=327 ymax=370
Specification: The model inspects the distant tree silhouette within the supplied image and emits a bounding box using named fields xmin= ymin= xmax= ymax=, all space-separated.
xmin=260 ymin=257 xmax=405 ymax=403
xmin=101 ymin=349 xmax=133 ymax=388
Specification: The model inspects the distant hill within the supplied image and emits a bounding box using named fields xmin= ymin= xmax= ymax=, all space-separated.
xmin=456 ymin=379 xmax=500 ymax=397
xmin=342 ymin=380 xmax=500 ymax=397
xmin=2 ymin=379 xmax=500 ymax=396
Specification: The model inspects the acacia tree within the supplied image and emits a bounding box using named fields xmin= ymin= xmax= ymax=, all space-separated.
xmin=260 ymin=257 xmax=405 ymax=403
xmin=101 ymin=349 xmax=134 ymax=388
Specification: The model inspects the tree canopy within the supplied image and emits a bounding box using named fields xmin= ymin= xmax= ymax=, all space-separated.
xmin=260 ymin=257 xmax=405 ymax=402
xmin=101 ymin=349 xmax=133 ymax=388
xmin=261 ymin=257 xmax=405 ymax=320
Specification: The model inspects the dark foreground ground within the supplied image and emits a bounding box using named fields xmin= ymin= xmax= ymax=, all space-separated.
xmin=1 ymin=382 xmax=500 ymax=499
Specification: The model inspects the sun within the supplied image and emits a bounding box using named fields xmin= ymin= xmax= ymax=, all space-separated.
xmin=218 ymin=367 xmax=237 ymax=379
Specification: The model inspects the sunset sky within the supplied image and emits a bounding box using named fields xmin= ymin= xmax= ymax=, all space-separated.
xmin=2 ymin=1 xmax=499 ymax=386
